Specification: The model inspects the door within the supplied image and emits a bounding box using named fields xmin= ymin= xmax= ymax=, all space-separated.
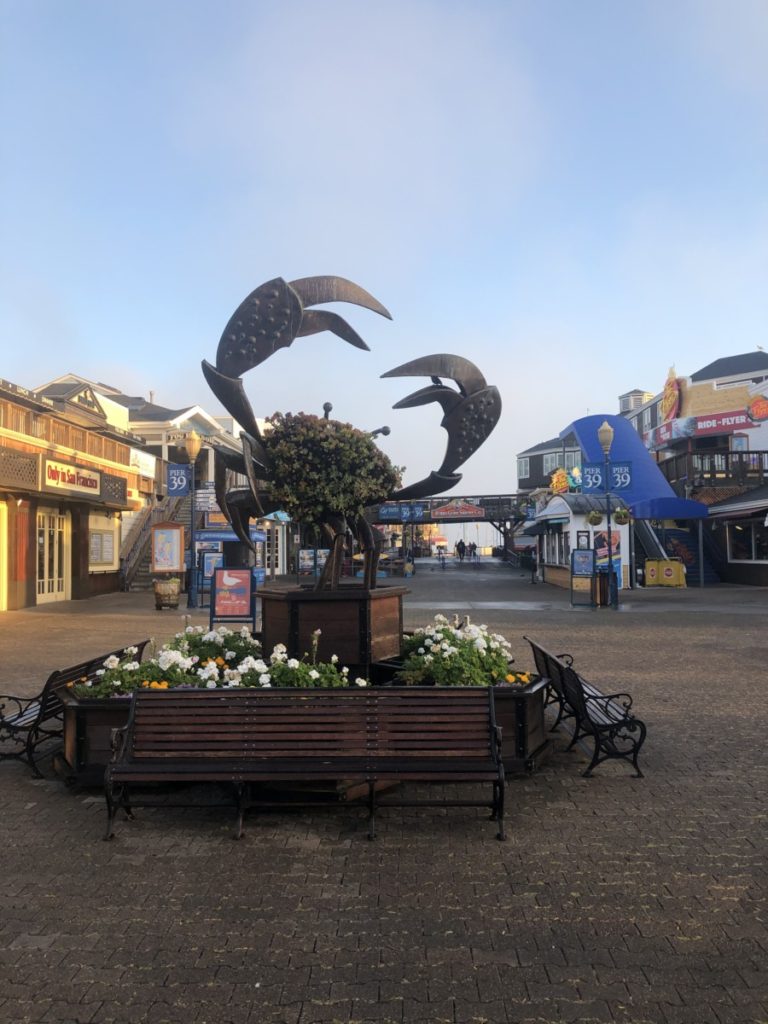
xmin=36 ymin=508 xmax=70 ymax=602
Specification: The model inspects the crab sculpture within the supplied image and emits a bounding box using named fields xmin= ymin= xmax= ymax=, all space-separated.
xmin=202 ymin=275 xmax=501 ymax=590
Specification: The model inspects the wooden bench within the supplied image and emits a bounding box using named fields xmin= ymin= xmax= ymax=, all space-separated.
xmin=0 ymin=641 xmax=149 ymax=778
xmin=104 ymin=688 xmax=506 ymax=841
xmin=523 ymin=636 xmax=647 ymax=778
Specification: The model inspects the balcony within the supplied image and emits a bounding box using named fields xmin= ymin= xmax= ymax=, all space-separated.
xmin=659 ymin=449 xmax=768 ymax=490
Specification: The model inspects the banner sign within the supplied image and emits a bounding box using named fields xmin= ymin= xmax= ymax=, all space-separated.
xmin=167 ymin=464 xmax=190 ymax=495
xmin=210 ymin=568 xmax=254 ymax=625
xmin=44 ymin=460 xmax=100 ymax=496
xmin=582 ymin=462 xmax=632 ymax=492
xmin=646 ymin=409 xmax=758 ymax=450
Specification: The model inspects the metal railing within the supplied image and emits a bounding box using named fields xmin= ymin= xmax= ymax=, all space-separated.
xmin=120 ymin=497 xmax=184 ymax=590
xmin=658 ymin=449 xmax=768 ymax=488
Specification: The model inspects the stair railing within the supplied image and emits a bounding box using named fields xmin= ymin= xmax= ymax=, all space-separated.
xmin=121 ymin=497 xmax=184 ymax=591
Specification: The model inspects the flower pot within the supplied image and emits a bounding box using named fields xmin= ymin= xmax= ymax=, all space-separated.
xmin=153 ymin=578 xmax=180 ymax=610
xmin=493 ymin=680 xmax=551 ymax=773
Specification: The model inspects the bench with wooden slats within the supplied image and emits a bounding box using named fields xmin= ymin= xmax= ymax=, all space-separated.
xmin=523 ymin=636 xmax=646 ymax=778
xmin=0 ymin=640 xmax=149 ymax=777
xmin=104 ymin=688 xmax=506 ymax=841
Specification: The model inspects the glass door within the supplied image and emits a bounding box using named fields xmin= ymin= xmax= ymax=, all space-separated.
xmin=36 ymin=508 xmax=69 ymax=602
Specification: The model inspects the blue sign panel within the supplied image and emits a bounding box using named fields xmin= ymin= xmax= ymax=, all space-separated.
xmin=582 ymin=462 xmax=632 ymax=492
xmin=167 ymin=464 xmax=191 ymax=495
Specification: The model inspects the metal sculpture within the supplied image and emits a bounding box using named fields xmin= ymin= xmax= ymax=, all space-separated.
xmin=202 ymin=275 xmax=501 ymax=590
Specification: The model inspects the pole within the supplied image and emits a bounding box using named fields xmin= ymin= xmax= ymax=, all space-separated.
xmin=187 ymin=456 xmax=198 ymax=608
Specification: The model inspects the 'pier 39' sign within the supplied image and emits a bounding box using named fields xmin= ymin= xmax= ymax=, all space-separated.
xmin=582 ymin=462 xmax=632 ymax=493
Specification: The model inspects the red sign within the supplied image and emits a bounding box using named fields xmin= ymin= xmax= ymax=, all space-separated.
xmin=693 ymin=410 xmax=756 ymax=435
xmin=431 ymin=499 xmax=485 ymax=519
xmin=213 ymin=568 xmax=251 ymax=618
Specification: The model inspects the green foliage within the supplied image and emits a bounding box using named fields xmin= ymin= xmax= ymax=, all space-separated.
xmin=263 ymin=412 xmax=402 ymax=524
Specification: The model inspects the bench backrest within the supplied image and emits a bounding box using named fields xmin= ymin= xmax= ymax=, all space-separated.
xmin=41 ymin=639 xmax=151 ymax=719
xmin=372 ymin=688 xmax=496 ymax=761
xmin=122 ymin=687 xmax=497 ymax=764
xmin=561 ymin=665 xmax=591 ymax=723
xmin=522 ymin=636 xmax=570 ymax=700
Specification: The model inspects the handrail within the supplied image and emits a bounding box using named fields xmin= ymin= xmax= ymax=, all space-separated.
xmin=659 ymin=449 xmax=768 ymax=487
xmin=121 ymin=497 xmax=184 ymax=590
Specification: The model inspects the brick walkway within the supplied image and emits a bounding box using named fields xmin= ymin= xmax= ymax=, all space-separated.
xmin=1 ymin=564 xmax=766 ymax=1023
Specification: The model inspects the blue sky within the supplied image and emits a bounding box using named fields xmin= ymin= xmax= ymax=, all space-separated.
xmin=2 ymin=0 xmax=766 ymax=495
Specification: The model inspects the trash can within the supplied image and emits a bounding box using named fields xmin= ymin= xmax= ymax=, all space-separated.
xmin=644 ymin=560 xmax=661 ymax=586
xmin=659 ymin=559 xmax=686 ymax=587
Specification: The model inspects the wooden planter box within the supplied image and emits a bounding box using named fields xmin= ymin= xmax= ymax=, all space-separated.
xmin=260 ymin=584 xmax=408 ymax=674
xmin=57 ymin=689 xmax=132 ymax=787
xmin=493 ymin=679 xmax=550 ymax=773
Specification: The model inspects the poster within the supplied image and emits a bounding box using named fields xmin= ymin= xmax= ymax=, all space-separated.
xmin=202 ymin=552 xmax=224 ymax=578
xmin=594 ymin=529 xmax=621 ymax=574
xmin=571 ymin=549 xmax=595 ymax=577
xmin=212 ymin=568 xmax=251 ymax=618
xmin=151 ymin=523 xmax=184 ymax=572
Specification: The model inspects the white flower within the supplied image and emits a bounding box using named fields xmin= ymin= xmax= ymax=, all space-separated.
xmin=313 ymin=628 xmax=322 ymax=636
xmin=225 ymin=650 xmax=237 ymax=661
xmin=259 ymin=673 xmax=271 ymax=685
xmin=112 ymin=680 xmax=121 ymax=687
xmin=206 ymin=680 xmax=218 ymax=689
xmin=287 ymin=658 xmax=299 ymax=670
xmin=418 ymin=647 xmax=425 ymax=655
xmin=261 ymin=680 xmax=272 ymax=688
xmin=331 ymin=654 xmax=338 ymax=664
xmin=342 ymin=666 xmax=349 ymax=676
xmin=124 ymin=646 xmax=138 ymax=656
xmin=309 ymin=669 xmax=320 ymax=680
xmin=423 ymin=655 xmax=434 ymax=665
xmin=122 ymin=661 xmax=140 ymax=672
xmin=95 ymin=669 xmax=105 ymax=677
xmin=354 ymin=677 xmax=367 ymax=687
xmin=104 ymin=655 xmax=120 ymax=670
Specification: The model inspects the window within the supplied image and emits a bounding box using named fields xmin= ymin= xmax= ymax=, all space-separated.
xmin=728 ymin=523 xmax=752 ymax=560
xmin=564 ymin=451 xmax=580 ymax=472
xmin=542 ymin=453 xmax=559 ymax=476
xmin=728 ymin=520 xmax=768 ymax=562
xmin=642 ymin=408 xmax=652 ymax=430
xmin=517 ymin=457 xmax=530 ymax=480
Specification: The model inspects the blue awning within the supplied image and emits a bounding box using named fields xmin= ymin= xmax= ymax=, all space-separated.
xmin=562 ymin=414 xmax=708 ymax=520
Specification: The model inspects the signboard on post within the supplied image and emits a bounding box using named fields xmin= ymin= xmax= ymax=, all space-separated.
xmin=582 ymin=462 xmax=632 ymax=493
xmin=167 ymin=464 xmax=190 ymax=496
xmin=151 ymin=522 xmax=185 ymax=573
xmin=210 ymin=568 xmax=256 ymax=630
xmin=570 ymin=549 xmax=596 ymax=608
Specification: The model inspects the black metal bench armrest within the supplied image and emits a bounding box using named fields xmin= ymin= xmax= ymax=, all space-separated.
xmin=556 ymin=652 xmax=574 ymax=666
xmin=0 ymin=695 xmax=38 ymax=720
xmin=109 ymin=724 xmax=130 ymax=763
xmin=584 ymin=691 xmax=635 ymax=714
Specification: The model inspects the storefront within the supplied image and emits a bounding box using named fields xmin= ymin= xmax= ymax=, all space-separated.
xmin=0 ymin=379 xmax=144 ymax=609
xmin=707 ymin=486 xmax=768 ymax=586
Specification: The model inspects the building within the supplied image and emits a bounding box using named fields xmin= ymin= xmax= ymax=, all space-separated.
xmin=0 ymin=376 xmax=159 ymax=610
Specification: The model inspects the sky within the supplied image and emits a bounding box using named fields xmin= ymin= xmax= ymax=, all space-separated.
xmin=2 ymin=0 xmax=767 ymax=497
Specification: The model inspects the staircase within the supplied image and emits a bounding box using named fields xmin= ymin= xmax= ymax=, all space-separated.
xmin=121 ymin=496 xmax=191 ymax=592
xmin=661 ymin=528 xmax=721 ymax=586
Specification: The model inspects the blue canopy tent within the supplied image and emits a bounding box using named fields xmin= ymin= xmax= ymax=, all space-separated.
xmin=562 ymin=415 xmax=709 ymax=586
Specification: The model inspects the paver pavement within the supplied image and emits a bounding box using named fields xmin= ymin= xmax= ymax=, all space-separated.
xmin=0 ymin=562 xmax=766 ymax=1023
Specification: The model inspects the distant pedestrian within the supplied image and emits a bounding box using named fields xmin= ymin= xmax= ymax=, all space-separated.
xmin=456 ymin=539 xmax=466 ymax=562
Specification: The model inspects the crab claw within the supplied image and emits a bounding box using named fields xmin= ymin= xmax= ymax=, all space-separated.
xmin=383 ymin=354 xmax=502 ymax=500
xmin=213 ymin=276 xmax=391 ymax=379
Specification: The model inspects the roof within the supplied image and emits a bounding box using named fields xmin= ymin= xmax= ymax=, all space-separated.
xmin=706 ymin=484 xmax=768 ymax=517
xmin=690 ymin=351 xmax=768 ymax=383
xmin=518 ymin=431 xmax=578 ymax=456
xmin=109 ymin=395 xmax=191 ymax=421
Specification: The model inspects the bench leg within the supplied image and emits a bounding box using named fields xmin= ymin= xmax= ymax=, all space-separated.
xmin=25 ymin=729 xmax=45 ymax=779
xmin=367 ymin=782 xmax=376 ymax=841
xmin=234 ymin=783 xmax=246 ymax=840
xmin=494 ymin=778 xmax=506 ymax=841
xmin=582 ymin=736 xmax=603 ymax=777
xmin=104 ymin=780 xmax=118 ymax=841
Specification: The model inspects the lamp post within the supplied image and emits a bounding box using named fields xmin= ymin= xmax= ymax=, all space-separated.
xmin=597 ymin=420 xmax=618 ymax=609
xmin=184 ymin=429 xmax=203 ymax=609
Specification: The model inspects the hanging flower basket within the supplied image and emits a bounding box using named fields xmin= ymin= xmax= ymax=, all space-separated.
xmin=586 ymin=510 xmax=604 ymax=526
xmin=612 ymin=507 xmax=631 ymax=526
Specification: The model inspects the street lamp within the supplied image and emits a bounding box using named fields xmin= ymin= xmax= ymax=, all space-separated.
xmin=597 ymin=420 xmax=618 ymax=609
xmin=184 ymin=429 xmax=203 ymax=609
